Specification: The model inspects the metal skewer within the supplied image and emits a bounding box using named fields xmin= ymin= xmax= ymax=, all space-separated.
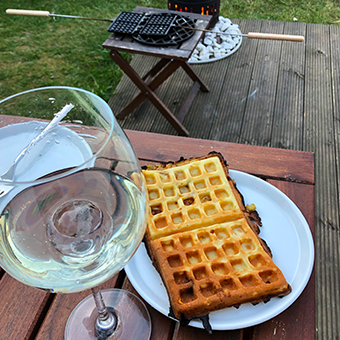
xmin=6 ymin=9 xmax=305 ymax=42
xmin=177 ymin=25 xmax=305 ymax=42
xmin=6 ymin=9 xmax=112 ymax=22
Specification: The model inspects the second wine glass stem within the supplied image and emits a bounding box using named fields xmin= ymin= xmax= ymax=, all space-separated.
xmin=91 ymin=287 xmax=117 ymax=339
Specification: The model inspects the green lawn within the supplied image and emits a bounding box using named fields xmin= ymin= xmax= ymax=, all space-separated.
xmin=1 ymin=0 xmax=339 ymax=102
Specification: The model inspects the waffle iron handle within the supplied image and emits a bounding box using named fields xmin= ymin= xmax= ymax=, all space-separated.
xmin=247 ymin=32 xmax=305 ymax=42
xmin=6 ymin=9 xmax=50 ymax=17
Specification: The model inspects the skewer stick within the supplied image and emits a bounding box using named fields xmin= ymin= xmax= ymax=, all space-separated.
xmin=6 ymin=9 xmax=112 ymax=22
xmin=177 ymin=25 xmax=305 ymax=42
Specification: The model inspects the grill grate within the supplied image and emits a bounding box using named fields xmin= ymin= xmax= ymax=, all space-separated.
xmin=108 ymin=12 xmax=196 ymax=46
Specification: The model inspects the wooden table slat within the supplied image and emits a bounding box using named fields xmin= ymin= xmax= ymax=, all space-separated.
xmin=126 ymin=130 xmax=315 ymax=184
xmin=123 ymin=279 xmax=176 ymax=340
xmin=0 ymin=275 xmax=50 ymax=340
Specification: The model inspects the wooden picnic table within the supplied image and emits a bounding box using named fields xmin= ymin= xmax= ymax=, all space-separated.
xmin=0 ymin=130 xmax=315 ymax=340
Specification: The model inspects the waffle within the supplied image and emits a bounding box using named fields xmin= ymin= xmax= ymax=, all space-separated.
xmin=142 ymin=152 xmax=291 ymax=330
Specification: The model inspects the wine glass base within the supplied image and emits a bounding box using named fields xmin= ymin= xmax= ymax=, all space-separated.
xmin=65 ymin=289 xmax=152 ymax=340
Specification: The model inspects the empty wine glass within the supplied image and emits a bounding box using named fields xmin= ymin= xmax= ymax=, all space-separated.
xmin=0 ymin=86 xmax=151 ymax=339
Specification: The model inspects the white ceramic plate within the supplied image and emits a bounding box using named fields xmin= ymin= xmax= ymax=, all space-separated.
xmin=0 ymin=121 xmax=93 ymax=181
xmin=0 ymin=122 xmax=93 ymax=212
xmin=125 ymin=170 xmax=314 ymax=330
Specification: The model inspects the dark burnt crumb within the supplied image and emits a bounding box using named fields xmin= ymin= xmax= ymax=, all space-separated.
xmin=208 ymin=151 xmax=229 ymax=167
xmin=179 ymin=313 xmax=190 ymax=326
xmin=151 ymin=206 xmax=162 ymax=215
xmin=169 ymin=306 xmax=176 ymax=319
xmin=249 ymin=210 xmax=262 ymax=226
xmin=259 ymin=238 xmax=273 ymax=257
xmin=169 ymin=308 xmax=213 ymax=334
xmin=199 ymin=315 xmax=212 ymax=334
xmin=183 ymin=197 xmax=195 ymax=206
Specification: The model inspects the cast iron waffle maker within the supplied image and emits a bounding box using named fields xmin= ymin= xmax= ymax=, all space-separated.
xmin=107 ymin=12 xmax=196 ymax=46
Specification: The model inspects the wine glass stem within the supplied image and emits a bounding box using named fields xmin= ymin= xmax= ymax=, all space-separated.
xmin=91 ymin=287 xmax=117 ymax=338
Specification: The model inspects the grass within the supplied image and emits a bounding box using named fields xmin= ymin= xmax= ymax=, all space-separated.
xmin=1 ymin=0 xmax=340 ymax=103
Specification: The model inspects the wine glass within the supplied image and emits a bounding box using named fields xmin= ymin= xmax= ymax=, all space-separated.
xmin=0 ymin=86 xmax=151 ymax=339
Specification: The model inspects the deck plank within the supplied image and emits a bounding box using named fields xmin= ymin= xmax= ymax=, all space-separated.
xmin=209 ymin=19 xmax=262 ymax=142
xmin=270 ymin=21 xmax=306 ymax=150
xmin=149 ymin=64 xmax=196 ymax=135
xmin=304 ymin=23 xmax=339 ymax=340
xmin=109 ymin=56 xmax=160 ymax=132
xmin=239 ymin=20 xmax=284 ymax=146
xmin=329 ymin=23 xmax=340 ymax=340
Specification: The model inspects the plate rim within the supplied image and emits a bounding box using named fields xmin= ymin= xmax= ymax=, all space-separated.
xmin=0 ymin=121 xmax=94 ymax=184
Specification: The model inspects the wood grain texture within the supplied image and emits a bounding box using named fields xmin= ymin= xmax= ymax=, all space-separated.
xmin=329 ymin=23 xmax=340 ymax=340
xmin=304 ymin=23 xmax=339 ymax=340
xmin=0 ymin=274 xmax=50 ymax=340
xmin=175 ymin=326 xmax=244 ymax=340
xmin=209 ymin=19 xmax=262 ymax=142
xmin=123 ymin=279 xmax=176 ymax=340
xmin=109 ymin=55 xmax=160 ymax=132
xmin=126 ymin=130 xmax=314 ymax=184
xmin=270 ymin=21 xmax=306 ymax=150
xmin=239 ymin=20 xmax=284 ymax=146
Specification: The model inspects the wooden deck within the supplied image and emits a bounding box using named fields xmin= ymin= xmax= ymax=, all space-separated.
xmin=108 ymin=18 xmax=340 ymax=340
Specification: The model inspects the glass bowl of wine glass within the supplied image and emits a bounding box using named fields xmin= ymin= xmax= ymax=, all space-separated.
xmin=0 ymin=86 xmax=151 ymax=339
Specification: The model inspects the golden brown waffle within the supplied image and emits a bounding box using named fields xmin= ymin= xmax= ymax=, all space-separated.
xmin=142 ymin=153 xmax=291 ymax=328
